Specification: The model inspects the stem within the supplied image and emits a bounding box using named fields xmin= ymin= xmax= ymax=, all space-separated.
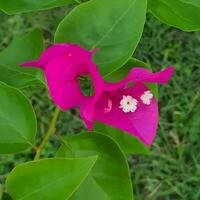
xmin=34 ymin=106 xmax=60 ymax=160
xmin=89 ymin=85 xmax=94 ymax=96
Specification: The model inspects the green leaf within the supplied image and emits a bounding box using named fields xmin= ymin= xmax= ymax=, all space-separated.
xmin=148 ymin=0 xmax=200 ymax=31
xmin=0 ymin=81 xmax=37 ymax=154
xmin=55 ymin=0 xmax=147 ymax=76
xmin=0 ymin=0 xmax=76 ymax=15
xmin=57 ymin=132 xmax=134 ymax=200
xmin=0 ymin=29 xmax=45 ymax=89
xmin=94 ymin=122 xmax=149 ymax=154
xmin=182 ymin=0 xmax=200 ymax=7
xmin=6 ymin=157 xmax=97 ymax=200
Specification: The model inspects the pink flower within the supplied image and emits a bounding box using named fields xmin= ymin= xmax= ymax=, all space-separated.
xmin=21 ymin=44 xmax=102 ymax=110
xmin=80 ymin=67 xmax=174 ymax=145
xmin=21 ymin=43 xmax=174 ymax=145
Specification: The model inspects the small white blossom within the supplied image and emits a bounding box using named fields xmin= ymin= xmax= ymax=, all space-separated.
xmin=119 ymin=95 xmax=138 ymax=113
xmin=140 ymin=90 xmax=153 ymax=105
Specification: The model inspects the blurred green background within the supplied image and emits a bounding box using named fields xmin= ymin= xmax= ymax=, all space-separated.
xmin=0 ymin=6 xmax=200 ymax=200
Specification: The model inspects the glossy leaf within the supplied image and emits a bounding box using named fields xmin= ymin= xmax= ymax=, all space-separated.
xmin=148 ymin=0 xmax=200 ymax=31
xmin=0 ymin=29 xmax=45 ymax=88
xmin=57 ymin=132 xmax=133 ymax=200
xmin=55 ymin=0 xmax=147 ymax=76
xmin=94 ymin=122 xmax=150 ymax=154
xmin=6 ymin=157 xmax=97 ymax=200
xmin=0 ymin=0 xmax=76 ymax=15
xmin=0 ymin=81 xmax=36 ymax=154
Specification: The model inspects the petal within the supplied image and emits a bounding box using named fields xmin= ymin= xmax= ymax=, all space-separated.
xmin=79 ymin=62 xmax=104 ymax=129
xmin=42 ymin=45 xmax=101 ymax=82
xmin=132 ymin=66 xmax=174 ymax=84
xmin=79 ymin=96 xmax=94 ymax=130
xmin=20 ymin=44 xmax=71 ymax=69
xmin=47 ymin=79 xmax=85 ymax=111
xmin=39 ymin=43 xmax=71 ymax=65
xmin=20 ymin=43 xmax=98 ymax=70
xmin=93 ymin=84 xmax=159 ymax=145
xmin=44 ymin=56 xmax=104 ymax=117
xmin=20 ymin=61 xmax=44 ymax=69
xmin=40 ymin=44 xmax=97 ymax=69
xmin=45 ymin=56 xmax=87 ymax=82
xmin=87 ymin=62 xmax=104 ymax=101
xmin=104 ymin=66 xmax=174 ymax=91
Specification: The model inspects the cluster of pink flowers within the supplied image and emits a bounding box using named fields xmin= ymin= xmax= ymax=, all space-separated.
xmin=21 ymin=44 xmax=174 ymax=146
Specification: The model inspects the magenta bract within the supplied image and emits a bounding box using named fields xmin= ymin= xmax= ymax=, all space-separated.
xmin=81 ymin=66 xmax=174 ymax=145
xmin=21 ymin=43 xmax=174 ymax=146
xmin=21 ymin=44 xmax=102 ymax=110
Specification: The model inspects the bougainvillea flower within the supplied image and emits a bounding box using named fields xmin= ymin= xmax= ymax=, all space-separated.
xmin=21 ymin=44 xmax=103 ymax=110
xmin=21 ymin=43 xmax=174 ymax=145
xmin=80 ymin=67 xmax=174 ymax=145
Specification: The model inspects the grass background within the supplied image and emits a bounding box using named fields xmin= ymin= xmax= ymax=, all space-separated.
xmin=0 ymin=6 xmax=200 ymax=200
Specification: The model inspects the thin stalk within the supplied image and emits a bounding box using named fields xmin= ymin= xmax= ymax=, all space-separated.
xmin=34 ymin=106 xmax=60 ymax=160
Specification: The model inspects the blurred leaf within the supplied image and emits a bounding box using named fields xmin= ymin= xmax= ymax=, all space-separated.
xmin=0 ymin=0 xmax=76 ymax=15
xmin=0 ymin=29 xmax=45 ymax=89
xmin=0 ymin=184 xmax=2 ymax=200
xmin=0 ymin=193 xmax=13 ymax=200
xmin=148 ymin=0 xmax=200 ymax=31
xmin=6 ymin=157 xmax=97 ymax=200
xmin=57 ymin=132 xmax=134 ymax=200
xmin=94 ymin=122 xmax=150 ymax=154
xmin=55 ymin=0 xmax=147 ymax=76
xmin=0 ymin=81 xmax=36 ymax=154
xmin=187 ymin=102 xmax=200 ymax=142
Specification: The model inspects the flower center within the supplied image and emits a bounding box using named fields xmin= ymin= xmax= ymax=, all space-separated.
xmin=119 ymin=95 xmax=138 ymax=113
xmin=140 ymin=90 xmax=153 ymax=105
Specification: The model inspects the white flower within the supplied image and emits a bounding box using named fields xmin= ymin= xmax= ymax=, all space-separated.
xmin=119 ymin=95 xmax=138 ymax=113
xmin=140 ymin=90 xmax=153 ymax=105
